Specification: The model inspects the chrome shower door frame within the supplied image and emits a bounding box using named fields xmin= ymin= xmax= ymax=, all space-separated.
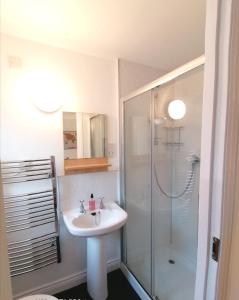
xmin=120 ymin=56 xmax=205 ymax=300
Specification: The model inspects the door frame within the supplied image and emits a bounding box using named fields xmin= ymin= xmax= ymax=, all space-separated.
xmin=211 ymin=0 xmax=239 ymax=299
xmin=196 ymin=0 xmax=239 ymax=299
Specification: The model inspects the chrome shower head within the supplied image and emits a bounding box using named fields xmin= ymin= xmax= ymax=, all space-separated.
xmin=154 ymin=116 xmax=167 ymax=125
xmin=187 ymin=154 xmax=200 ymax=165
xmin=191 ymin=155 xmax=200 ymax=164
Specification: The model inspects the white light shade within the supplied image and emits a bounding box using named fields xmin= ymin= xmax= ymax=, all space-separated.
xmin=29 ymin=70 xmax=65 ymax=113
xmin=168 ymin=100 xmax=186 ymax=120
xmin=33 ymin=96 xmax=64 ymax=113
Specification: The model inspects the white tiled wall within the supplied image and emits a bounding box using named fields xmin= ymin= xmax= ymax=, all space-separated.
xmin=58 ymin=171 xmax=120 ymax=212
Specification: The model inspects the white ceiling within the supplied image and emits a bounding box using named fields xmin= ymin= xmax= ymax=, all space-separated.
xmin=0 ymin=0 xmax=206 ymax=71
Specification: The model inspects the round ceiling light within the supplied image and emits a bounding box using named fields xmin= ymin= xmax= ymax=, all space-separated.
xmin=168 ymin=99 xmax=186 ymax=120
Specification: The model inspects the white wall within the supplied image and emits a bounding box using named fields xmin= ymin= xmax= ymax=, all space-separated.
xmin=0 ymin=34 xmax=119 ymax=174
xmin=0 ymin=34 xmax=120 ymax=297
xmin=118 ymin=58 xmax=165 ymax=97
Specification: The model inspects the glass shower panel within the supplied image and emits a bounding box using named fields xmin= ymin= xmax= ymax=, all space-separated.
xmin=124 ymin=91 xmax=152 ymax=293
xmin=152 ymin=66 xmax=204 ymax=300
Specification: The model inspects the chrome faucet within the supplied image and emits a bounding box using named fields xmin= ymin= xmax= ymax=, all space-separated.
xmin=99 ymin=197 xmax=105 ymax=209
xmin=79 ymin=200 xmax=86 ymax=215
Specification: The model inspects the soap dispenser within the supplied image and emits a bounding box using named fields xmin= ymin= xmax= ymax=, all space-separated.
xmin=89 ymin=193 xmax=96 ymax=211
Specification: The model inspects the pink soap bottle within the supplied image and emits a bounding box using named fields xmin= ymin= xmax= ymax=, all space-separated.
xmin=89 ymin=193 xmax=96 ymax=211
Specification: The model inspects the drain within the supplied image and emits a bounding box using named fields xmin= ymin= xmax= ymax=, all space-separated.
xmin=168 ymin=259 xmax=175 ymax=264
xmin=153 ymin=296 xmax=160 ymax=300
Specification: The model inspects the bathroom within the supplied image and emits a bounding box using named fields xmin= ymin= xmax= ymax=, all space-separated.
xmin=1 ymin=1 xmax=239 ymax=300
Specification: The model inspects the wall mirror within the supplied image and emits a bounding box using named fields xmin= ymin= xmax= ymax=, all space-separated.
xmin=62 ymin=112 xmax=110 ymax=174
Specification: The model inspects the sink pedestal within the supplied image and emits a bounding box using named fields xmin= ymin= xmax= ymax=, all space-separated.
xmin=63 ymin=203 xmax=127 ymax=300
xmin=87 ymin=236 xmax=108 ymax=300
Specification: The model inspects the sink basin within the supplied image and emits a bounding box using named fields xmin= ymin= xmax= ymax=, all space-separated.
xmin=63 ymin=201 xmax=127 ymax=300
xmin=63 ymin=202 xmax=127 ymax=237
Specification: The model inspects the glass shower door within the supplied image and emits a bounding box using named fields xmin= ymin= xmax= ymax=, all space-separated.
xmin=152 ymin=66 xmax=203 ymax=300
xmin=123 ymin=65 xmax=204 ymax=300
xmin=124 ymin=91 xmax=152 ymax=293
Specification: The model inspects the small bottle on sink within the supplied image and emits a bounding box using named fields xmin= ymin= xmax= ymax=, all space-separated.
xmin=89 ymin=193 xmax=96 ymax=211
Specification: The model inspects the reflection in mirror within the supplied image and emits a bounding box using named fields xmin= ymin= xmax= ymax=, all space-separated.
xmin=63 ymin=112 xmax=107 ymax=159
xmin=63 ymin=112 xmax=110 ymax=175
xmin=90 ymin=114 xmax=107 ymax=157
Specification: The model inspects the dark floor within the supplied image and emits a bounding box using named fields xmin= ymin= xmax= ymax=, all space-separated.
xmin=54 ymin=269 xmax=141 ymax=300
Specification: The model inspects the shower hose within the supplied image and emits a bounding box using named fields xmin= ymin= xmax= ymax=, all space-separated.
xmin=154 ymin=156 xmax=200 ymax=199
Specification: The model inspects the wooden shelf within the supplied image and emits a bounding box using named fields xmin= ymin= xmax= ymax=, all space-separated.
xmin=65 ymin=163 xmax=111 ymax=171
xmin=64 ymin=158 xmax=111 ymax=174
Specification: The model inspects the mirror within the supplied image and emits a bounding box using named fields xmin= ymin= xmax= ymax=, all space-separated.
xmin=63 ymin=112 xmax=107 ymax=159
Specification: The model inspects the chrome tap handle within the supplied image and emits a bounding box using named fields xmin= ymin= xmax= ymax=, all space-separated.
xmin=99 ymin=197 xmax=105 ymax=209
xmin=79 ymin=200 xmax=86 ymax=214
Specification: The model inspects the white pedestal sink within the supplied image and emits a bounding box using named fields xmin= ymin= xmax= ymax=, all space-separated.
xmin=63 ymin=202 xmax=127 ymax=300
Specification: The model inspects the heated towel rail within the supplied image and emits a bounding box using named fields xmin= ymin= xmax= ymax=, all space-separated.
xmin=1 ymin=156 xmax=61 ymax=277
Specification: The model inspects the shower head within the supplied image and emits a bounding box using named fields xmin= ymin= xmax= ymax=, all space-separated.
xmin=187 ymin=154 xmax=200 ymax=165
xmin=154 ymin=116 xmax=167 ymax=125
xmin=191 ymin=155 xmax=200 ymax=164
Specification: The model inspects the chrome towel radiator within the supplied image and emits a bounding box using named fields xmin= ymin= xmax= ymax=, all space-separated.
xmin=1 ymin=156 xmax=61 ymax=277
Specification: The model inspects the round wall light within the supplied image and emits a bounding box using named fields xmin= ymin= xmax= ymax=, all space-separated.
xmin=33 ymin=96 xmax=64 ymax=113
xmin=29 ymin=70 xmax=65 ymax=113
xmin=168 ymin=99 xmax=186 ymax=120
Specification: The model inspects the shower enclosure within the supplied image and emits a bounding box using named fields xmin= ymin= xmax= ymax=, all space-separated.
xmin=121 ymin=58 xmax=204 ymax=300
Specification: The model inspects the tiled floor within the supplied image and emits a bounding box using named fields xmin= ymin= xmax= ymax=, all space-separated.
xmin=54 ymin=269 xmax=141 ymax=300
